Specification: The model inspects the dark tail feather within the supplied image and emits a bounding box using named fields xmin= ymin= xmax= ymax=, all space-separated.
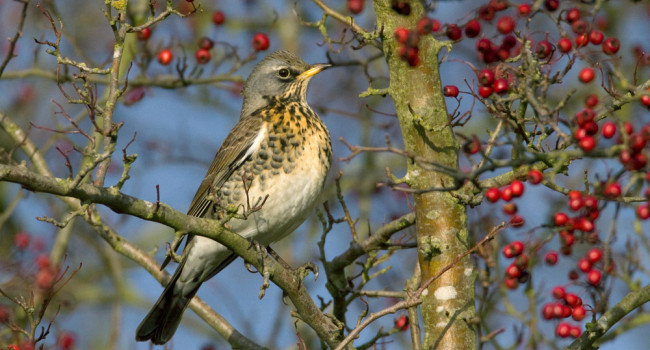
xmin=135 ymin=262 xmax=200 ymax=345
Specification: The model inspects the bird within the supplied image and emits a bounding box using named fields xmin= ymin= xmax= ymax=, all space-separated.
xmin=135 ymin=50 xmax=332 ymax=345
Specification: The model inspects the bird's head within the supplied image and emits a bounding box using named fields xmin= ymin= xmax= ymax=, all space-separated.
xmin=241 ymin=50 xmax=330 ymax=117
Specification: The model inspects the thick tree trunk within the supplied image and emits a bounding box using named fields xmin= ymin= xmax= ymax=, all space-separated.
xmin=373 ymin=2 xmax=477 ymax=349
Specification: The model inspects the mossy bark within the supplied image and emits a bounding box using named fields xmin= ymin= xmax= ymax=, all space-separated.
xmin=373 ymin=1 xmax=476 ymax=349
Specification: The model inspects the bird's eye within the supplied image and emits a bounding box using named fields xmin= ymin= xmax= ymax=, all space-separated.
xmin=278 ymin=68 xmax=290 ymax=78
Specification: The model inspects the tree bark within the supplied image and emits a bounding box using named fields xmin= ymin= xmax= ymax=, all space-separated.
xmin=373 ymin=2 xmax=476 ymax=349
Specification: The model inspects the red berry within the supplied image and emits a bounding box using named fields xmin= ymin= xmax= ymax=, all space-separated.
xmin=554 ymin=212 xmax=569 ymax=226
xmin=445 ymin=24 xmax=462 ymax=41
xmin=510 ymin=214 xmax=525 ymax=227
xmin=504 ymin=277 xmax=519 ymax=289
xmin=195 ymin=48 xmax=211 ymax=64
xmin=489 ymin=0 xmax=508 ymax=11
xmin=0 ymin=304 xmax=10 ymax=323
xmin=476 ymin=38 xmax=492 ymax=53
xmin=518 ymin=3 xmax=531 ymax=16
xmin=602 ymin=37 xmax=620 ymax=55
xmin=510 ymin=180 xmax=525 ymax=197
xmin=511 ymin=241 xmax=524 ymax=256
xmin=577 ymin=258 xmax=592 ymax=273
xmin=496 ymin=16 xmax=515 ymax=34
xmin=641 ymin=95 xmax=650 ymax=108
xmin=35 ymin=267 xmax=56 ymax=289
xmin=527 ymin=169 xmax=543 ymax=184
xmin=589 ymin=30 xmax=604 ymax=45
xmin=464 ymin=19 xmax=481 ymax=38
xmin=212 ymin=10 xmax=225 ymax=25
xmin=58 ymin=332 xmax=76 ymax=350
xmin=545 ymin=251 xmax=559 ymax=265
xmin=544 ymin=0 xmax=559 ymax=11
xmin=391 ymin=1 xmax=411 ymax=15
xmin=157 ymin=49 xmax=173 ymax=65
xmin=575 ymin=108 xmax=595 ymax=127
xmin=394 ymin=28 xmax=409 ymax=43
xmin=578 ymin=135 xmax=596 ymax=152
xmin=501 ymin=186 xmax=513 ymax=201
xmin=136 ymin=27 xmax=151 ymax=41
xmin=536 ymin=40 xmax=554 ymax=59
xmin=505 ymin=264 xmax=522 ymax=278
xmin=569 ymin=325 xmax=582 ymax=338
xmin=542 ymin=303 xmax=554 ymax=319
xmin=252 ymin=33 xmax=270 ymax=51
xmin=572 ymin=305 xmax=587 ymax=321
xmin=587 ymin=269 xmax=602 ymax=286
xmin=571 ymin=19 xmax=590 ymax=35
xmin=198 ymin=37 xmax=214 ymax=50
xmin=601 ymin=121 xmax=617 ymax=138
xmin=565 ymin=8 xmax=581 ymax=23
xmin=587 ymin=248 xmax=603 ymax=264
xmin=478 ymin=69 xmax=495 ymax=86
xmin=565 ymin=293 xmax=582 ymax=307
xmin=412 ymin=18 xmax=430 ymax=35
xmin=478 ymin=5 xmax=496 ymax=21
xmin=14 ymin=231 xmax=30 ymax=249
xmin=394 ymin=315 xmax=409 ymax=331
xmin=557 ymin=37 xmax=573 ymax=53
xmin=347 ymin=0 xmax=364 ymax=14
xmin=443 ymin=85 xmax=459 ymax=97
xmin=585 ymin=94 xmax=599 ymax=107
xmin=579 ymin=67 xmax=595 ymax=83
xmin=485 ymin=187 xmax=500 ymax=202
xmin=493 ymin=78 xmax=509 ymax=94
xmin=556 ymin=322 xmax=571 ymax=338
xmin=603 ymin=182 xmax=621 ymax=197
xmin=575 ymin=33 xmax=590 ymax=47
xmin=478 ymin=86 xmax=493 ymax=98
xmin=637 ymin=204 xmax=650 ymax=220
xmin=552 ymin=286 xmax=566 ymax=299
xmin=35 ymin=254 xmax=50 ymax=270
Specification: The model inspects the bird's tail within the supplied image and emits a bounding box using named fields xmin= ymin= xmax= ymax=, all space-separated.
xmin=135 ymin=259 xmax=200 ymax=345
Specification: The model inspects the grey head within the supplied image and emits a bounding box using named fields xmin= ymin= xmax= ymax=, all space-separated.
xmin=240 ymin=50 xmax=330 ymax=118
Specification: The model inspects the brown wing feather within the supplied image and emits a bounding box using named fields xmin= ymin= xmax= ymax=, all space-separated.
xmin=186 ymin=116 xmax=265 ymax=218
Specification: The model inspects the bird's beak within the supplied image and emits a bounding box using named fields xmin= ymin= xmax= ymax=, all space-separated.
xmin=298 ymin=63 xmax=331 ymax=79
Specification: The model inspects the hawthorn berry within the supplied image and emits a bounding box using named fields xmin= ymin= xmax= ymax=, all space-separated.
xmin=587 ymin=248 xmax=603 ymax=264
xmin=510 ymin=180 xmax=525 ymax=197
xmin=478 ymin=5 xmax=496 ymax=21
xmin=536 ymin=40 xmax=554 ymax=59
xmin=464 ymin=19 xmax=481 ymax=38
xmin=565 ymin=293 xmax=582 ymax=307
xmin=579 ymin=67 xmax=595 ymax=83
xmin=545 ymin=251 xmax=559 ymax=265
xmin=443 ymin=85 xmax=459 ymax=97
xmin=557 ymin=38 xmax=573 ymax=53
xmin=489 ymin=0 xmax=508 ymax=11
xmin=552 ymin=286 xmax=566 ymax=299
xmin=157 ymin=49 xmax=173 ymax=65
xmin=571 ymin=19 xmax=590 ymax=35
xmin=395 ymin=315 xmax=409 ymax=331
xmin=136 ymin=27 xmax=151 ymax=41
xmin=14 ymin=231 xmax=30 ymax=249
xmin=578 ymin=135 xmax=596 ymax=152
xmin=347 ymin=0 xmax=364 ymax=14
xmin=496 ymin=16 xmax=516 ymax=34
xmin=554 ymin=212 xmax=569 ymax=226
xmin=58 ymin=332 xmax=76 ymax=350
xmin=585 ymin=94 xmax=599 ymax=107
xmin=589 ymin=30 xmax=604 ymax=45
xmin=577 ymin=258 xmax=592 ymax=273
xmin=478 ymin=86 xmax=493 ymax=98
xmin=476 ymin=38 xmax=492 ymax=53
xmin=602 ymin=121 xmax=617 ymax=138
xmin=637 ymin=203 xmax=650 ymax=220
xmin=527 ymin=169 xmax=543 ymax=184
xmin=602 ymin=37 xmax=620 ymax=55
xmin=493 ymin=78 xmax=509 ymax=94
xmin=198 ymin=37 xmax=214 ymax=50
xmin=505 ymin=264 xmax=522 ymax=278
xmin=416 ymin=17 xmax=435 ymax=34
xmin=478 ymin=69 xmax=495 ymax=86
xmin=35 ymin=254 xmax=50 ymax=270
xmin=394 ymin=28 xmax=409 ymax=43
xmin=252 ymin=33 xmax=270 ymax=51
xmin=391 ymin=1 xmax=411 ymax=15
xmin=575 ymin=108 xmax=595 ymax=126
xmin=569 ymin=326 xmax=582 ymax=338
xmin=36 ymin=267 xmax=56 ymax=289
xmin=445 ymin=24 xmax=462 ymax=41
xmin=195 ymin=48 xmax=211 ymax=64
xmin=572 ymin=305 xmax=587 ymax=321
xmin=587 ymin=269 xmax=602 ymax=286
xmin=544 ymin=0 xmax=559 ymax=11
xmin=575 ymin=33 xmax=590 ymax=47
xmin=504 ymin=277 xmax=519 ymax=289
xmin=510 ymin=214 xmax=525 ymax=227
xmin=501 ymin=186 xmax=513 ymax=201
xmin=603 ymin=182 xmax=621 ymax=197
xmin=565 ymin=8 xmax=581 ymax=23
xmin=212 ymin=11 xmax=225 ymax=25
xmin=485 ymin=187 xmax=500 ymax=202
xmin=556 ymin=322 xmax=571 ymax=338
xmin=641 ymin=95 xmax=650 ymax=108
xmin=518 ymin=3 xmax=531 ymax=16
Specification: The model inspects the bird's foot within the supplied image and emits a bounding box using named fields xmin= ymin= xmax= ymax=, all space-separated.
xmin=296 ymin=261 xmax=319 ymax=284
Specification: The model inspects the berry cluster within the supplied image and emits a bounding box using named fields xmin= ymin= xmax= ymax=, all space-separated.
xmin=394 ymin=17 xmax=440 ymax=67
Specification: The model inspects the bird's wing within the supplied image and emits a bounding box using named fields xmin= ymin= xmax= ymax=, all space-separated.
xmin=186 ymin=115 xmax=267 ymax=218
